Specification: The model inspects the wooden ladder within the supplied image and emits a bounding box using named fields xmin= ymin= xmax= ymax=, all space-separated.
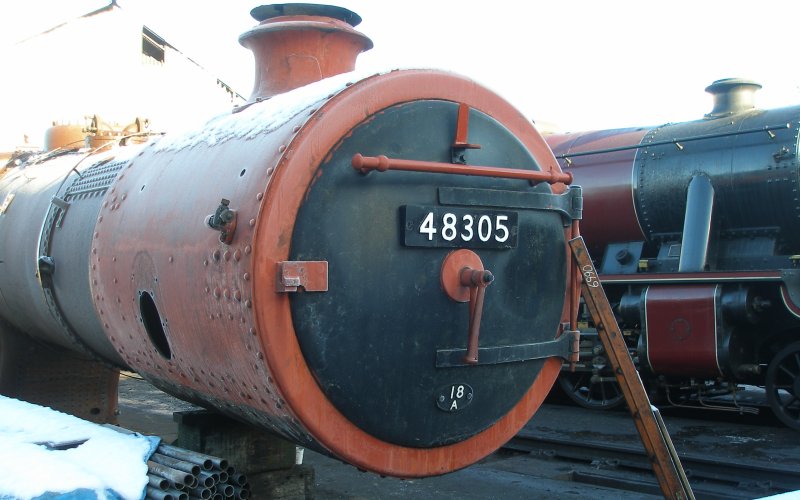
xmin=569 ymin=236 xmax=694 ymax=500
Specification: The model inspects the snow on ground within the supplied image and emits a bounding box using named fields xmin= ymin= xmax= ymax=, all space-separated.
xmin=0 ymin=396 xmax=158 ymax=500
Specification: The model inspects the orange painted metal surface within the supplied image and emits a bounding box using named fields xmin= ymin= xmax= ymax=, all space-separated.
xmin=239 ymin=5 xmax=373 ymax=101
xmin=250 ymin=70 xmax=570 ymax=476
xmin=85 ymin=68 xmax=572 ymax=477
xmin=440 ymin=249 xmax=484 ymax=303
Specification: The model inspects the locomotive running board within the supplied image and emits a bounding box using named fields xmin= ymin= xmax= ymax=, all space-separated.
xmin=569 ymin=236 xmax=695 ymax=500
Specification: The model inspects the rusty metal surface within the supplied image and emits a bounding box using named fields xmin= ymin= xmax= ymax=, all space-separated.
xmin=275 ymin=261 xmax=328 ymax=293
xmin=239 ymin=4 xmax=372 ymax=100
xmin=82 ymin=68 xmax=571 ymax=477
xmin=0 ymin=70 xmax=574 ymax=479
xmin=90 ymin=83 xmax=329 ymax=448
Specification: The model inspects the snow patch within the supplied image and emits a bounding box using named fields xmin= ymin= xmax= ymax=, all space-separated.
xmin=0 ymin=396 xmax=159 ymax=500
xmin=151 ymin=69 xmax=382 ymax=153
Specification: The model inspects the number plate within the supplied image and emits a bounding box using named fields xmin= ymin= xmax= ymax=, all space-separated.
xmin=402 ymin=205 xmax=518 ymax=249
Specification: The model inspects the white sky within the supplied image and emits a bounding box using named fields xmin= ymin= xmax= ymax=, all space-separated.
xmin=2 ymin=0 xmax=799 ymax=132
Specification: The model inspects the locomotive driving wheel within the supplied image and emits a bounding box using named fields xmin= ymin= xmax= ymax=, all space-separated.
xmin=765 ymin=341 xmax=800 ymax=431
xmin=558 ymin=369 xmax=625 ymax=410
xmin=557 ymin=334 xmax=625 ymax=410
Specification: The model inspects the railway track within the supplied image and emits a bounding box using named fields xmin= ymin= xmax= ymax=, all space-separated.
xmin=504 ymin=430 xmax=800 ymax=499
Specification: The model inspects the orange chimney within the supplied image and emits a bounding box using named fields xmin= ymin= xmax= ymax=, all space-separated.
xmin=239 ymin=4 xmax=373 ymax=101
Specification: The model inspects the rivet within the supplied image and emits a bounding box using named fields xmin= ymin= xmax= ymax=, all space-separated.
xmin=94 ymin=232 xmax=99 ymax=239
xmin=113 ymin=278 xmax=118 ymax=284
xmin=233 ymin=250 xmax=242 ymax=261
xmin=111 ymin=196 xmax=117 ymax=203
xmin=112 ymin=257 xmax=117 ymax=262
xmin=121 ymin=194 xmax=127 ymax=200
xmin=229 ymin=314 xmax=234 ymax=321
xmin=267 ymin=167 xmax=274 ymax=175
xmin=213 ymin=287 xmax=221 ymax=299
xmin=92 ymin=264 xmax=96 ymax=270
xmin=243 ymin=273 xmax=250 ymax=281
xmin=223 ymin=289 xmax=231 ymax=300
xmin=203 ymin=259 xmax=208 ymax=266
xmin=92 ymin=248 xmax=97 ymax=254
xmin=278 ymin=145 xmax=286 ymax=153
xmin=249 ymin=219 xmax=256 ymax=227
xmin=257 ymin=352 xmax=263 ymax=359
xmin=256 ymin=192 xmax=263 ymax=201
xmin=212 ymin=250 xmax=221 ymax=261
xmin=245 ymin=299 xmax=252 ymax=308
xmin=244 ymin=245 xmax=252 ymax=255
xmin=249 ymin=327 xmax=256 ymax=336
xmin=234 ymin=290 xmax=242 ymax=301
xmin=103 ymin=201 xmax=108 ymax=208
xmin=292 ymin=125 xmax=301 ymax=133
xmin=168 ymin=256 xmax=174 ymax=263
xmin=104 ymin=323 xmax=109 ymax=329
xmin=97 ymin=216 xmax=103 ymax=223
xmin=224 ymin=250 xmax=231 ymax=261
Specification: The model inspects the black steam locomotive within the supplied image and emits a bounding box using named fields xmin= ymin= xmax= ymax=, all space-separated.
xmin=547 ymin=78 xmax=800 ymax=431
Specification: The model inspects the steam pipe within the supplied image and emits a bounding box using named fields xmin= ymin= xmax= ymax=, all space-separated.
xmin=678 ymin=174 xmax=715 ymax=272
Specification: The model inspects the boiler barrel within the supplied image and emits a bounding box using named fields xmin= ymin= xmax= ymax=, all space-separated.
xmin=547 ymin=106 xmax=800 ymax=252
xmin=0 ymin=70 xmax=576 ymax=478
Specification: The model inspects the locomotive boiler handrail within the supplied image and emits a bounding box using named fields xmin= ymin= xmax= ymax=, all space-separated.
xmin=555 ymin=123 xmax=791 ymax=160
xmin=351 ymin=154 xmax=573 ymax=185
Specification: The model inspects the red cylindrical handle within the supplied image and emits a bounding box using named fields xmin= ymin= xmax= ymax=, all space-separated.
xmin=352 ymin=154 xmax=573 ymax=185
xmin=460 ymin=268 xmax=493 ymax=364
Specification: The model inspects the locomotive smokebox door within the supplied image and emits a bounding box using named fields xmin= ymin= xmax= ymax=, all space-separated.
xmin=288 ymin=97 xmax=567 ymax=447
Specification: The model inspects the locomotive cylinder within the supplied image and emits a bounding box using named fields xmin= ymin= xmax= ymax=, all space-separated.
xmin=0 ymin=4 xmax=578 ymax=477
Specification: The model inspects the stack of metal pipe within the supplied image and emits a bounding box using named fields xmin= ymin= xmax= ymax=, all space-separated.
xmin=145 ymin=443 xmax=250 ymax=500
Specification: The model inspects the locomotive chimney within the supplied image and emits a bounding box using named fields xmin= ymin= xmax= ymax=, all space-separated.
xmin=704 ymin=78 xmax=762 ymax=118
xmin=239 ymin=4 xmax=373 ymax=101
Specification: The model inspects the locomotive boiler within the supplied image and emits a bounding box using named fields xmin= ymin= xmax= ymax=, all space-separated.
xmin=0 ymin=4 xmax=581 ymax=477
xmin=547 ymin=78 xmax=800 ymax=431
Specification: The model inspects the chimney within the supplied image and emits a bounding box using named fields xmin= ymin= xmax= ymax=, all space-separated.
xmin=239 ymin=4 xmax=373 ymax=101
xmin=704 ymin=78 xmax=762 ymax=118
